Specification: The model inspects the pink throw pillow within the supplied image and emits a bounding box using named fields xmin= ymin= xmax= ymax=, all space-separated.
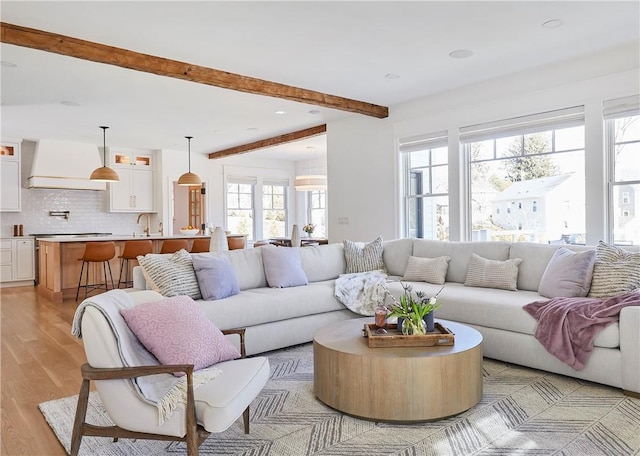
xmin=121 ymin=295 xmax=240 ymax=376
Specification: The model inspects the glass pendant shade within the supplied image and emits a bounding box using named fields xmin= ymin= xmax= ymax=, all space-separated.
xmin=178 ymin=136 xmax=202 ymax=186
xmin=90 ymin=126 xmax=120 ymax=182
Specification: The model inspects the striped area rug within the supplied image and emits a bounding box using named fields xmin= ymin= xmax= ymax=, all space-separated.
xmin=39 ymin=343 xmax=640 ymax=455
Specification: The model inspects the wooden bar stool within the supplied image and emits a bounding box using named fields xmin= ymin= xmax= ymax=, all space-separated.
xmin=75 ymin=241 xmax=116 ymax=301
xmin=190 ymin=238 xmax=210 ymax=253
xmin=118 ymin=240 xmax=153 ymax=288
xmin=160 ymin=239 xmax=189 ymax=254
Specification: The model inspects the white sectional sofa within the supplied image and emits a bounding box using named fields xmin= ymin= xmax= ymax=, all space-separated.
xmin=132 ymin=239 xmax=640 ymax=396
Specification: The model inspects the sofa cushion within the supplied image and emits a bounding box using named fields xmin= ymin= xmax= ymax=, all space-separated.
xmin=538 ymin=247 xmax=596 ymax=298
xmin=383 ymin=238 xmax=414 ymax=276
xmin=192 ymin=254 xmax=240 ymax=300
xmin=385 ymin=281 xmax=620 ymax=349
xmin=197 ymin=280 xmax=347 ymax=330
xmin=588 ymin=241 xmax=640 ymax=298
xmin=261 ymin=246 xmax=308 ymax=288
xmin=121 ymin=295 xmax=240 ymax=376
xmin=344 ymin=237 xmax=385 ymax=273
xmin=403 ymin=255 xmax=450 ymax=284
xmin=136 ymin=249 xmax=202 ymax=300
xmin=300 ymin=243 xmax=346 ymax=282
xmin=464 ymin=254 xmax=522 ymax=291
xmin=413 ymin=240 xmax=511 ymax=283
xmin=222 ymin=248 xmax=267 ymax=291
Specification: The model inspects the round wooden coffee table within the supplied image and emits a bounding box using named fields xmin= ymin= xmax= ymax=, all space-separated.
xmin=313 ymin=318 xmax=483 ymax=422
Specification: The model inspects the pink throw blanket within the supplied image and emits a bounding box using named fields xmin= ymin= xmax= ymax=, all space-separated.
xmin=523 ymin=291 xmax=640 ymax=370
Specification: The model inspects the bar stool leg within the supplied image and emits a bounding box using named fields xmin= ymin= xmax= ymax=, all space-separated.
xmin=107 ymin=261 xmax=115 ymax=289
xmin=84 ymin=261 xmax=90 ymax=300
xmin=75 ymin=261 xmax=86 ymax=301
xmin=117 ymin=258 xmax=126 ymax=289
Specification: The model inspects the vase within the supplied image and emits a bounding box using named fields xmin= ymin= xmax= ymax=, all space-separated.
xmin=209 ymin=226 xmax=229 ymax=252
xmin=291 ymin=224 xmax=301 ymax=247
xmin=424 ymin=311 xmax=435 ymax=332
xmin=400 ymin=318 xmax=427 ymax=335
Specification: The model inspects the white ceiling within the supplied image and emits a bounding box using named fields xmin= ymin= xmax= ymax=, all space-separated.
xmin=1 ymin=1 xmax=638 ymax=162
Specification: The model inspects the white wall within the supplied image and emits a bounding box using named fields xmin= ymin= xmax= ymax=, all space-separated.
xmin=327 ymin=116 xmax=395 ymax=243
xmin=327 ymin=43 xmax=640 ymax=243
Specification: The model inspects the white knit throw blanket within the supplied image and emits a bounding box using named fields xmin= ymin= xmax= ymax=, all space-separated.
xmin=334 ymin=270 xmax=389 ymax=315
xmin=71 ymin=290 xmax=221 ymax=425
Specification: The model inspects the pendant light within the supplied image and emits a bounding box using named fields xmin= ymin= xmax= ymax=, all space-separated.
xmin=90 ymin=126 xmax=120 ymax=182
xmin=177 ymin=136 xmax=202 ymax=186
xmin=294 ymin=175 xmax=327 ymax=191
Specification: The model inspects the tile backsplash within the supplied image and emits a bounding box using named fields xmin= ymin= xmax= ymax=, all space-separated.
xmin=1 ymin=187 xmax=140 ymax=237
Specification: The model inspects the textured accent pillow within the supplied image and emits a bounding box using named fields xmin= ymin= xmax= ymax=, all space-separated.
xmin=464 ymin=253 xmax=522 ymax=291
xmin=120 ymin=295 xmax=240 ymax=376
xmin=136 ymin=249 xmax=202 ymax=300
xmin=261 ymin=246 xmax=308 ymax=288
xmin=538 ymin=247 xmax=596 ymax=298
xmin=588 ymin=241 xmax=640 ymax=298
xmin=344 ymin=236 xmax=385 ymax=274
xmin=403 ymin=256 xmax=451 ymax=284
xmin=192 ymin=254 xmax=240 ymax=300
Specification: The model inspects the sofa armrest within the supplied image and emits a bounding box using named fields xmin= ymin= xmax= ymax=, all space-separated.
xmin=620 ymin=306 xmax=640 ymax=395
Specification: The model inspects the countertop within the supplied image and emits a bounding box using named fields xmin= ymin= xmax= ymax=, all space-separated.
xmin=34 ymin=234 xmax=212 ymax=243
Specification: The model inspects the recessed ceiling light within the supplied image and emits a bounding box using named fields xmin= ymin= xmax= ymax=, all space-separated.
xmin=275 ymin=110 xmax=286 ymax=115
xmin=247 ymin=127 xmax=258 ymax=131
xmin=449 ymin=49 xmax=474 ymax=59
xmin=542 ymin=19 xmax=564 ymax=29
xmin=385 ymin=73 xmax=400 ymax=80
xmin=306 ymin=146 xmax=315 ymax=150
xmin=1 ymin=61 xmax=17 ymax=68
xmin=60 ymin=101 xmax=81 ymax=107
xmin=309 ymin=110 xmax=321 ymax=115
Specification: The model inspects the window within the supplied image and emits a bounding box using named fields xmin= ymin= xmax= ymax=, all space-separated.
xmin=605 ymin=95 xmax=640 ymax=245
xmin=461 ymin=106 xmax=586 ymax=243
xmin=307 ymin=190 xmax=327 ymax=238
xmin=399 ymin=132 xmax=449 ymax=240
xmin=226 ymin=179 xmax=255 ymax=240
xmin=262 ymin=182 xmax=287 ymax=238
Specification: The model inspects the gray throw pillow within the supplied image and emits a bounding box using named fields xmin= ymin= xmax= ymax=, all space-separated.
xmin=261 ymin=246 xmax=308 ymax=288
xmin=344 ymin=236 xmax=385 ymax=274
xmin=464 ymin=253 xmax=522 ymax=291
xmin=137 ymin=249 xmax=202 ymax=299
xmin=192 ymin=254 xmax=240 ymax=300
xmin=538 ymin=247 xmax=596 ymax=298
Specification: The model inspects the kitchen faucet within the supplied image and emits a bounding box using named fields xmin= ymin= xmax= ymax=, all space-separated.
xmin=137 ymin=213 xmax=151 ymax=237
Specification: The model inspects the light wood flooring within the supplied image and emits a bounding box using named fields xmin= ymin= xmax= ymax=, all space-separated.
xmin=1 ymin=285 xmax=88 ymax=456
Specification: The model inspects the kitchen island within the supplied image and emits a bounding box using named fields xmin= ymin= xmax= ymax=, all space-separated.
xmin=36 ymin=234 xmax=240 ymax=303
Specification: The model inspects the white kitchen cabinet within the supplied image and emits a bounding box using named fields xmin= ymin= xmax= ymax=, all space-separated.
xmin=0 ymin=238 xmax=35 ymax=286
xmin=109 ymin=151 xmax=155 ymax=212
xmin=0 ymin=141 xmax=22 ymax=212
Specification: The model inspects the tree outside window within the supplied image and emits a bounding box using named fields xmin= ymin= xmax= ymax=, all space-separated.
xmin=608 ymin=113 xmax=640 ymax=245
xmin=226 ymin=182 xmax=254 ymax=240
xmin=263 ymin=184 xmax=287 ymax=238
xmin=466 ymin=124 xmax=585 ymax=244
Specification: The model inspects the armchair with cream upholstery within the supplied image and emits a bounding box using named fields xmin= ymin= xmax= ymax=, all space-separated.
xmin=71 ymin=290 xmax=270 ymax=456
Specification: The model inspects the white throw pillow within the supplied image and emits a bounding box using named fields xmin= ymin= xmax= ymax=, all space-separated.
xmin=343 ymin=237 xmax=385 ymax=274
xmin=464 ymin=253 xmax=522 ymax=291
xmin=403 ymin=256 xmax=451 ymax=285
xmin=136 ymin=249 xmax=202 ymax=299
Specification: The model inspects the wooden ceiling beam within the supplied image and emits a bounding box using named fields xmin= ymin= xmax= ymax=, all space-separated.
xmin=209 ymin=124 xmax=327 ymax=160
xmin=0 ymin=22 xmax=389 ymax=119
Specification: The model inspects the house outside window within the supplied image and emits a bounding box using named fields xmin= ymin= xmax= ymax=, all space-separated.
xmin=605 ymin=95 xmax=640 ymax=245
xmin=399 ymin=132 xmax=449 ymax=240
xmin=307 ymin=190 xmax=326 ymax=238
xmin=226 ymin=179 xmax=255 ymax=240
xmin=461 ymin=106 xmax=586 ymax=243
xmin=262 ymin=181 xmax=288 ymax=238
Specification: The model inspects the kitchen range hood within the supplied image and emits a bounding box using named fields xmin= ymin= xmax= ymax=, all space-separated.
xmin=28 ymin=139 xmax=107 ymax=190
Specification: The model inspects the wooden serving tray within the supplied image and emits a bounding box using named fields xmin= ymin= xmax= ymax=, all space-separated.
xmin=363 ymin=322 xmax=455 ymax=348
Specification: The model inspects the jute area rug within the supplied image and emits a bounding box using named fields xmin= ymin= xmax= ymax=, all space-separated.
xmin=40 ymin=343 xmax=640 ymax=456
